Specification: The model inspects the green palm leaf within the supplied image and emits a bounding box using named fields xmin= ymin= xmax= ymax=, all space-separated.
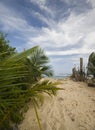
xmin=0 ymin=46 xmax=61 ymax=130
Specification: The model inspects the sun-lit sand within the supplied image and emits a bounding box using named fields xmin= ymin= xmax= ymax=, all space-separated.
xmin=18 ymin=77 xmax=95 ymax=130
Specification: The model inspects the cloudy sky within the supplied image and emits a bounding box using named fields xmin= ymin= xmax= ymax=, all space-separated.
xmin=0 ymin=0 xmax=95 ymax=75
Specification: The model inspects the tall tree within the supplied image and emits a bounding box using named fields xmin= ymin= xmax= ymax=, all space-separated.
xmin=0 ymin=32 xmax=16 ymax=61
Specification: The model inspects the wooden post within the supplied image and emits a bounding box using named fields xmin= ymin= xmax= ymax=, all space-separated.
xmin=80 ymin=58 xmax=83 ymax=73
xmin=80 ymin=58 xmax=83 ymax=81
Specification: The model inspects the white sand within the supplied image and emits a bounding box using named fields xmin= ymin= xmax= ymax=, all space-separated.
xmin=19 ymin=78 xmax=95 ymax=130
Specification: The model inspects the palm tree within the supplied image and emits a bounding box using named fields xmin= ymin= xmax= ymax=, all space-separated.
xmin=27 ymin=47 xmax=53 ymax=82
xmin=0 ymin=46 xmax=61 ymax=130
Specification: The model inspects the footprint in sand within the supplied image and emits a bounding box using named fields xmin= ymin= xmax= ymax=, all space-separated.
xmin=72 ymin=100 xmax=78 ymax=107
xmin=91 ymin=98 xmax=95 ymax=102
xmin=78 ymin=125 xmax=87 ymax=130
xmin=58 ymin=97 xmax=64 ymax=102
xmin=67 ymin=112 xmax=75 ymax=122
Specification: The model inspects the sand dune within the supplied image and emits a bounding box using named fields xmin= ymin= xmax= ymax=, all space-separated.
xmin=19 ymin=78 xmax=95 ymax=130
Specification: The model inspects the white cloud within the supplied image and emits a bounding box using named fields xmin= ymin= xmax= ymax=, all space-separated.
xmin=0 ymin=3 xmax=33 ymax=32
xmin=1 ymin=0 xmax=95 ymax=74
xmin=31 ymin=0 xmax=47 ymax=5
xmin=31 ymin=11 xmax=55 ymax=27
xmin=61 ymin=0 xmax=91 ymax=6
xmin=29 ymin=0 xmax=54 ymax=17
xmin=0 ymin=15 xmax=30 ymax=32
xmin=0 ymin=0 xmax=95 ymax=74
xmin=83 ymin=32 xmax=95 ymax=47
xmin=0 ymin=0 xmax=95 ymax=57
xmin=27 ymin=9 xmax=95 ymax=55
xmin=90 ymin=0 xmax=95 ymax=7
xmin=46 ymin=48 xmax=93 ymax=56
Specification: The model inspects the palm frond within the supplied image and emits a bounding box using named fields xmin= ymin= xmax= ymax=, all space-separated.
xmin=0 ymin=46 xmax=61 ymax=129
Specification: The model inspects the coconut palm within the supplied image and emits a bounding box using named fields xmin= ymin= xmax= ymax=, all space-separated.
xmin=27 ymin=47 xmax=53 ymax=82
xmin=0 ymin=46 xmax=60 ymax=130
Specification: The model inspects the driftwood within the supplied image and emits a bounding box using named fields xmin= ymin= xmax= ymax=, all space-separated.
xmin=72 ymin=57 xmax=95 ymax=86
xmin=72 ymin=58 xmax=85 ymax=81
xmin=88 ymin=82 xmax=95 ymax=87
xmin=72 ymin=67 xmax=85 ymax=81
xmin=87 ymin=78 xmax=95 ymax=87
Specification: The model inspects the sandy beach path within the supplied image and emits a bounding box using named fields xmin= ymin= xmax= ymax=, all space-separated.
xmin=19 ymin=78 xmax=95 ymax=130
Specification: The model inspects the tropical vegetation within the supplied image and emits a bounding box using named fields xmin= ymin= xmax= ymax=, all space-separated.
xmin=87 ymin=52 xmax=95 ymax=77
xmin=0 ymin=32 xmax=16 ymax=61
xmin=0 ymin=32 xmax=61 ymax=130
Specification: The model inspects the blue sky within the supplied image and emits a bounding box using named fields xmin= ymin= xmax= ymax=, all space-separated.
xmin=0 ymin=0 xmax=95 ymax=75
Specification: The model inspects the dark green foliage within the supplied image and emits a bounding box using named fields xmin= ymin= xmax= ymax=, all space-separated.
xmin=27 ymin=48 xmax=53 ymax=82
xmin=87 ymin=52 xmax=95 ymax=77
xmin=0 ymin=45 xmax=60 ymax=129
xmin=0 ymin=32 xmax=16 ymax=61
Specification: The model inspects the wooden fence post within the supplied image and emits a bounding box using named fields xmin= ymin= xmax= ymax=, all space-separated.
xmin=80 ymin=58 xmax=83 ymax=73
xmin=80 ymin=58 xmax=84 ymax=81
